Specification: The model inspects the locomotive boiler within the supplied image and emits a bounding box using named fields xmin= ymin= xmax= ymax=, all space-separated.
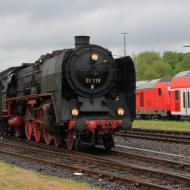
xmin=0 ymin=36 xmax=136 ymax=150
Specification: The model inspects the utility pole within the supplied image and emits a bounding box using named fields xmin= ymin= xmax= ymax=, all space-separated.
xmin=121 ymin=32 xmax=128 ymax=56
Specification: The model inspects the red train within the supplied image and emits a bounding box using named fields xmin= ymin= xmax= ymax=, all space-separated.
xmin=136 ymin=70 xmax=190 ymax=119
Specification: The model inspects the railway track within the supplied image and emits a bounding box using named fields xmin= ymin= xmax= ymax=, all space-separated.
xmin=116 ymin=128 xmax=190 ymax=145
xmin=0 ymin=139 xmax=190 ymax=189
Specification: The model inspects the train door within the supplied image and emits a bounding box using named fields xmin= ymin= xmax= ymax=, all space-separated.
xmin=187 ymin=88 xmax=190 ymax=116
xmin=157 ymin=88 xmax=162 ymax=110
xmin=140 ymin=92 xmax=144 ymax=108
xmin=181 ymin=88 xmax=187 ymax=116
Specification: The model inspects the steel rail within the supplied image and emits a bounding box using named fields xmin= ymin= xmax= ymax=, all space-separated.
xmin=107 ymin=149 xmax=190 ymax=171
xmin=132 ymin=128 xmax=190 ymax=136
xmin=9 ymin=137 xmax=190 ymax=171
xmin=0 ymin=141 xmax=190 ymax=189
xmin=0 ymin=149 xmax=176 ymax=190
xmin=128 ymin=130 xmax=190 ymax=140
xmin=116 ymin=130 xmax=190 ymax=145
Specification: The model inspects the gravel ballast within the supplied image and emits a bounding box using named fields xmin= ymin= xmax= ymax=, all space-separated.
xmin=114 ymin=137 xmax=190 ymax=164
xmin=0 ymin=154 xmax=137 ymax=190
xmin=1 ymin=135 xmax=190 ymax=190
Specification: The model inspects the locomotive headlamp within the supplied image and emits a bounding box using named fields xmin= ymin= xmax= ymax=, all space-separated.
xmin=91 ymin=53 xmax=98 ymax=61
xmin=71 ymin=108 xmax=79 ymax=116
xmin=117 ymin=108 xmax=125 ymax=116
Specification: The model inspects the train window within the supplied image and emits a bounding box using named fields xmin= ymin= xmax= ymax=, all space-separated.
xmin=175 ymin=90 xmax=179 ymax=100
xmin=183 ymin=92 xmax=186 ymax=108
xmin=188 ymin=92 xmax=190 ymax=108
xmin=158 ymin=88 xmax=162 ymax=96
xmin=140 ymin=92 xmax=144 ymax=107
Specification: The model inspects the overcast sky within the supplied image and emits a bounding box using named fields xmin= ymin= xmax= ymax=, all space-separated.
xmin=0 ymin=0 xmax=189 ymax=71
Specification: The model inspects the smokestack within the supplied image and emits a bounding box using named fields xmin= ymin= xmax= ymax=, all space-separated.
xmin=75 ymin=36 xmax=90 ymax=47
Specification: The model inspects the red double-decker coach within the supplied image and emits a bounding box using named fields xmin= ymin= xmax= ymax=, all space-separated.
xmin=136 ymin=70 xmax=190 ymax=120
xmin=136 ymin=79 xmax=171 ymax=119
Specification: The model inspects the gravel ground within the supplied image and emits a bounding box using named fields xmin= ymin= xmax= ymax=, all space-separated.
xmin=114 ymin=137 xmax=190 ymax=163
xmin=0 ymin=154 xmax=138 ymax=190
xmin=1 ymin=136 xmax=190 ymax=190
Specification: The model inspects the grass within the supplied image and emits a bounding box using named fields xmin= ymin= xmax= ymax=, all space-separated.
xmin=133 ymin=120 xmax=190 ymax=131
xmin=0 ymin=161 xmax=99 ymax=190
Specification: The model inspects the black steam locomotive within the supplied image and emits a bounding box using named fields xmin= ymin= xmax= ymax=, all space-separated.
xmin=0 ymin=36 xmax=136 ymax=150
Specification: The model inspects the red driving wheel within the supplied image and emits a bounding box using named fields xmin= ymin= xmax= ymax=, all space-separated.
xmin=25 ymin=121 xmax=33 ymax=141
xmin=43 ymin=129 xmax=52 ymax=145
xmin=33 ymin=122 xmax=42 ymax=143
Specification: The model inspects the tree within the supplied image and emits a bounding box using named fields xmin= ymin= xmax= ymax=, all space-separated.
xmin=134 ymin=52 xmax=172 ymax=80
xmin=152 ymin=60 xmax=172 ymax=78
xmin=175 ymin=53 xmax=190 ymax=72
xmin=163 ymin=51 xmax=183 ymax=70
xmin=133 ymin=51 xmax=161 ymax=80
xmin=133 ymin=51 xmax=189 ymax=81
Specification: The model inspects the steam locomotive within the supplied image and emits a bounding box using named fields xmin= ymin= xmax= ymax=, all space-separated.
xmin=0 ymin=36 xmax=136 ymax=150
